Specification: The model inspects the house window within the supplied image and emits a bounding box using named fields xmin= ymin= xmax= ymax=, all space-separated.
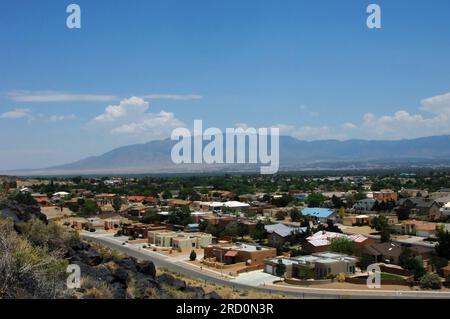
xmin=192 ymin=243 xmax=195 ymax=247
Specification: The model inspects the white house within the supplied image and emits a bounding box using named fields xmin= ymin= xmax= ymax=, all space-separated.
xmin=352 ymin=199 xmax=376 ymax=212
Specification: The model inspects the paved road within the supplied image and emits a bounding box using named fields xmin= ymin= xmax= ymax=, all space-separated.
xmin=81 ymin=233 xmax=450 ymax=299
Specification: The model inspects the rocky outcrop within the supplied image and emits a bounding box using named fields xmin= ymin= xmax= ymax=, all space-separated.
xmin=65 ymin=241 xmax=221 ymax=299
xmin=0 ymin=200 xmax=221 ymax=299
xmin=0 ymin=200 xmax=47 ymax=223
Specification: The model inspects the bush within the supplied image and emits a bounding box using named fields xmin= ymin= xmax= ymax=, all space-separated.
xmin=0 ymin=219 xmax=68 ymax=298
xmin=189 ymin=250 xmax=197 ymax=261
xmin=336 ymin=273 xmax=346 ymax=283
xmin=326 ymin=273 xmax=336 ymax=280
xmin=419 ymin=273 xmax=442 ymax=290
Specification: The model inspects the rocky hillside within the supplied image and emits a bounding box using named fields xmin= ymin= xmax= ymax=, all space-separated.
xmin=0 ymin=199 xmax=220 ymax=299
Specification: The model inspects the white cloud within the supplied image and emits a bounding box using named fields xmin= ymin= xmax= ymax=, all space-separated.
xmin=47 ymin=114 xmax=77 ymax=122
xmin=92 ymin=96 xmax=184 ymax=139
xmin=6 ymin=91 xmax=117 ymax=102
xmin=0 ymin=108 xmax=77 ymax=123
xmin=342 ymin=122 xmax=357 ymax=129
xmin=0 ymin=108 xmax=33 ymax=119
xmin=357 ymin=92 xmax=450 ymax=139
xmin=141 ymin=94 xmax=203 ymax=101
xmin=94 ymin=97 xmax=149 ymax=122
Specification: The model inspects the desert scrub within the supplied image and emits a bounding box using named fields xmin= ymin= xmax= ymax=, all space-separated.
xmin=0 ymin=218 xmax=68 ymax=298
xmin=80 ymin=277 xmax=114 ymax=299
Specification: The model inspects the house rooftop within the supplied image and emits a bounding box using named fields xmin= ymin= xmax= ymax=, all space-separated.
xmin=302 ymin=207 xmax=334 ymax=218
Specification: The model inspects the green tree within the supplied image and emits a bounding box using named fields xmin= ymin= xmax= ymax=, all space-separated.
xmin=162 ymin=190 xmax=173 ymax=199
xmin=112 ymin=196 xmax=123 ymax=213
xmin=430 ymin=256 xmax=448 ymax=272
xmin=141 ymin=208 xmax=161 ymax=224
xmin=329 ymin=237 xmax=355 ymax=255
xmin=275 ymin=259 xmax=286 ymax=277
xmin=79 ymin=200 xmax=98 ymax=217
xmin=331 ymin=195 xmax=343 ymax=208
xmin=290 ymin=208 xmax=302 ymax=222
xmin=372 ymin=215 xmax=389 ymax=231
xmin=436 ymin=229 xmax=450 ymax=260
xmin=380 ymin=228 xmax=391 ymax=243
xmin=11 ymin=192 xmax=37 ymax=206
xmin=168 ymin=207 xmax=193 ymax=226
xmin=189 ymin=250 xmax=197 ymax=261
xmin=306 ymin=193 xmax=326 ymax=207
xmin=338 ymin=207 xmax=346 ymax=219
xmin=359 ymin=254 xmax=375 ymax=271
xmin=250 ymin=221 xmax=266 ymax=241
xmin=275 ymin=211 xmax=286 ymax=221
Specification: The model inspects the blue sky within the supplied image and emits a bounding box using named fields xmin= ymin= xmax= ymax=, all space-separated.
xmin=1 ymin=0 xmax=450 ymax=169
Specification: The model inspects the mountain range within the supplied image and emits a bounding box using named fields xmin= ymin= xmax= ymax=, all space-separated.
xmin=4 ymin=135 xmax=450 ymax=175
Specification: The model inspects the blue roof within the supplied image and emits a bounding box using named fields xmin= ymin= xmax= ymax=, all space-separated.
xmin=302 ymin=208 xmax=334 ymax=218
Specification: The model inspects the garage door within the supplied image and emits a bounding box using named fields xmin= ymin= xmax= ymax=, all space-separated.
xmin=265 ymin=265 xmax=273 ymax=274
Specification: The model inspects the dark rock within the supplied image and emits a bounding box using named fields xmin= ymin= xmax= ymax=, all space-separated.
xmin=185 ymin=286 xmax=206 ymax=298
xmin=204 ymin=291 xmax=222 ymax=299
xmin=158 ymin=273 xmax=187 ymax=290
xmin=137 ymin=260 xmax=156 ymax=279
xmin=0 ymin=200 xmax=47 ymax=223
xmin=113 ymin=267 xmax=129 ymax=284
xmin=118 ymin=257 xmax=137 ymax=272
xmin=79 ymin=248 xmax=103 ymax=266
xmin=110 ymin=282 xmax=127 ymax=299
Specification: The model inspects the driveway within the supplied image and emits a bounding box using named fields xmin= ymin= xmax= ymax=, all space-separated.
xmin=230 ymin=270 xmax=280 ymax=286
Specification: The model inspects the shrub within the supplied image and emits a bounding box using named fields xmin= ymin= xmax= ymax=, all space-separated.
xmin=326 ymin=273 xmax=337 ymax=280
xmin=189 ymin=250 xmax=197 ymax=261
xmin=336 ymin=273 xmax=346 ymax=283
xmin=419 ymin=273 xmax=442 ymax=290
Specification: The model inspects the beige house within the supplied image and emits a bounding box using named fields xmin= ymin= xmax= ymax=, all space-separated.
xmin=147 ymin=230 xmax=212 ymax=251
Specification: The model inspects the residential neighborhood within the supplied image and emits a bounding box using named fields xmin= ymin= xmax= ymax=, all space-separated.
xmin=3 ymin=172 xmax=450 ymax=297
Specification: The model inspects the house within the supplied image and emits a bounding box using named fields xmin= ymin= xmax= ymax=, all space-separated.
xmin=351 ymin=199 xmax=376 ymax=213
xmin=302 ymin=231 xmax=372 ymax=255
xmin=95 ymin=193 xmax=116 ymax=205
xmin=127 ymin=196 xmax=147 ymax=203
xmin=185 ymin=223 xmax=200 ymax=232
xmin=125 ymin=203 xmax=147 ymax=218
xmin=399 ymin=189 xmax=428 ymax=198
xmin=223 ymin=201 xmax=251 ymax=211
xmin=167 ymin=199 xmax=191 ymax=207
xmin=440 ymin=202 xmax=450 ymax=217
xmin=264 ymin=252 xmax=357 ymax=279
xmin=122 ymin=223 xmax=168 ymax=239
xmin=53 ymin=191 xmax=70 ymax=199
xmin=204 ymin=243 xmax=276 ymax=268
xmin=264 ymin=223 xmax=307 ymax=246
xmin=363 ymin=242 xmax=434 ymax=265
xmin=195 ymin=201 xmax=225 ymax=212
xmin=148 ymin=230 xmax=212 ymax=251
xmin=370 ymin=189 xmax=398 ymax=202
xmin=302 ymin=207 xmax=337 ymax=223
xmin=201 ymin=214 xmax=237 ymax=227
xmin=363 ymin=242 xmax=403 ymax=264
xmin=343 ymin=215 xmax=370 ymax=226
xmin=414 ymin=222 xmax=440 ymax=237
xmin=396 ymin=198 xmax=441 ymax=220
